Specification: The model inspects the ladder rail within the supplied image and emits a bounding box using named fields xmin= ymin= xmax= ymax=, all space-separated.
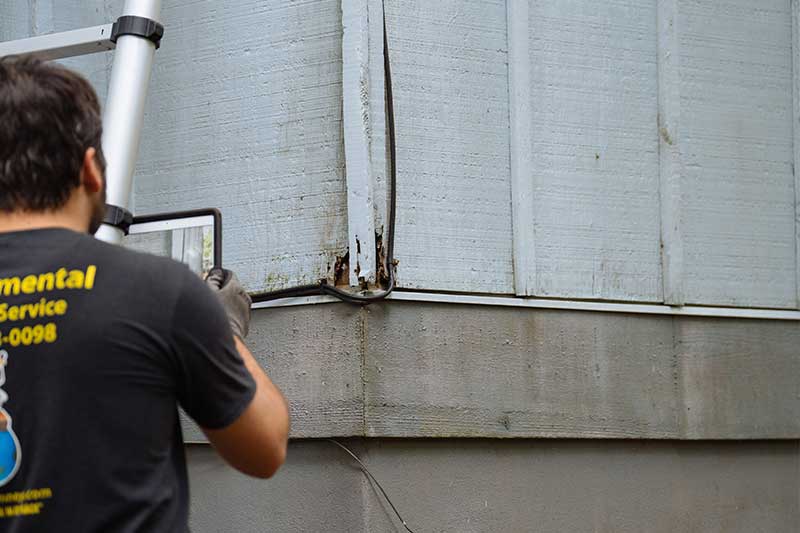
xmin=1 ymin=0 xmax=163 ymax=245
xmin=0 ymin=24 xmax=115 ymax=61
xmin=95 ymin=0 xmax=163 ymax=244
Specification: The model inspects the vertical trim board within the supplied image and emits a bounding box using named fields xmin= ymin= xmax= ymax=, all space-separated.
xmin=342 ymin=0 xmax=377 ymax=286
xmin=367 ymin=0 xmax=389 ymax=245
xmin=657 ymin=0 xmax=684 ymax=306
xmin=507 ymin=0 xmax=535 ymax=296
xmin=793 ymin=0 xmax=800 ymax=309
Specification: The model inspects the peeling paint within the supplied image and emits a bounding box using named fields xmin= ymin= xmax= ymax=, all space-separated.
xmin=333 ymin=252 xmax=350 ymax=287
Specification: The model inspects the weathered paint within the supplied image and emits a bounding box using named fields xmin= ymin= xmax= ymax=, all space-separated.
xmin=679 ymin=0 xmax=796 ymax=308
xmin=366 ymin=0 xmax=389 ymax=243
xmin=365 ymin=302 xmax=680 ymax=438
xmin=657 ymin=0 xmax=685 ymax=306
xmin=383 ymin=0 xmax=514 ymax=293
xmin=180 ymin=302 xmax=799 ymax=441
xmin=342 ymin=0 xmax=377 ymax=286
xmin=363 ymin=302 xmax=800 ymax=439
xmin=5 ymin=0 xmax=800 ymax=310
xmin=506 ymin=0 xmax=535 ymax=296
xmin=794 ymin=0 xmax=800 ymax=309
xmin=529 ymin=0 xmax=663 ymax=302
xmin=182 ymin=302 xmax=365 ymax=443
xmin=132 ymin=0 xmax=349 ymax=294
xmin=0 ymin=0 xmax=28 ymax=38
xmin=678 ymin=317 xmax=800 ymax=438
xmin=187 ymin=439 xmax=800 ymax=533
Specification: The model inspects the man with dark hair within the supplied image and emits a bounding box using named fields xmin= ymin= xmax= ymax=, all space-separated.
xmin=0 ymin=55 xmax=290 ymax=532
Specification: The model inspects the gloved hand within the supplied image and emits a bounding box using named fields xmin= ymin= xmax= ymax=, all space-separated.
xmin=205 ymin=268 xmax=251 ymax=340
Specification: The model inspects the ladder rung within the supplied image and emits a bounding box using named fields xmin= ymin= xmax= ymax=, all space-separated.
xmin=0 ymin=24 xmax=115 ymax=61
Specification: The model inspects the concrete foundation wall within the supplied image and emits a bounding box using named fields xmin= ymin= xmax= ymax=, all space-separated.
xmin=187 ymin=439 xmax=800 ymax=533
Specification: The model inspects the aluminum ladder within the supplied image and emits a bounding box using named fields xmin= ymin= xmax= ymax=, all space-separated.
xmin=0 ymin=0 xmax=164 ymax=244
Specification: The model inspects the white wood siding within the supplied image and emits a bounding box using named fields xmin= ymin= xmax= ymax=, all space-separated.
xmin=383 ymin=0 xmax=515 ymax=293
xmin=3 ymin=0 xmax=799 ymax=309
xmin=134 ymin=1 xmax=348 ymax=294
xmin=677 ymin=0 xmax=797 ymax=308
xmin=525 ymin=0 xmax=663 ymax=301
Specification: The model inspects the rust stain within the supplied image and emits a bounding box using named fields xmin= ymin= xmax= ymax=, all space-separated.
xmin=374 ymin=227 xmax=392 ymax=285
xmin=333 ymin=252 xmax=349 ymax=287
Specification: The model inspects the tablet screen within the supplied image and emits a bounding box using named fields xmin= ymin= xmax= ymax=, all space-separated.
xmin=125 ymin=209 xmax=221 ymax=277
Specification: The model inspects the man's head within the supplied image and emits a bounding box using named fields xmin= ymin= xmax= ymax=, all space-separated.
xmin=0 ymin=55 xmax=106 ymax=234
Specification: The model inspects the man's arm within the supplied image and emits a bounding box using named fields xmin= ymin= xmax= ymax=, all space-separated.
xmin=202 ymin=337 xmax=290 ymax=478
xmin=202 ymin=269 xmax=290 ymax=478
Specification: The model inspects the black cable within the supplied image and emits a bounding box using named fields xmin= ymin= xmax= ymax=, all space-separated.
xmin=328 ymin=439 xmax=417 ymax=533
xmin=251 ymin=0 xmax=397 ymax=306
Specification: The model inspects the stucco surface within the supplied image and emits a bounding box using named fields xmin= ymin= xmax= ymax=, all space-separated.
xmin=187 ymin=438 xmax=800 ymax=533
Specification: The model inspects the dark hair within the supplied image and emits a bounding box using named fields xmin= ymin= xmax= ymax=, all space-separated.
xmin=0 ymin=55 xmax=106 ymax=212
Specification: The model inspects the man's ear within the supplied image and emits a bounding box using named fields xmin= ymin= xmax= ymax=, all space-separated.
xmin=80 ymin=148 xmax=104 ymax=193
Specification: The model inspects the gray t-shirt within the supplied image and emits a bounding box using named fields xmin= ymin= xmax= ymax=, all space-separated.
xmin=0 ymin=227 xmax=255 ymax=532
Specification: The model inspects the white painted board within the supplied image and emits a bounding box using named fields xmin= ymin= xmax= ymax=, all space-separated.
xmin=527 ymin=0 xmax=663 ymax=302
xmin=678 ymin=0 xmax=796 ymax=308
xmin=380 ymin=0 xmax=514 ymax=293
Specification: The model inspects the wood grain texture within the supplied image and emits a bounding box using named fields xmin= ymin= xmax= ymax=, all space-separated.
xmin=0 ymin=0 xmax=116 ymax=99
xmin=677 ymin=318 xmax=800 ymax=438
xmin=657 ymin=0 xmax=685 ymax=305
xmin=364 ymin=303 xmax=680 ymax=438
xmin=382 ymin=0 xmax=514 ymax=293
xmin=133 ymin=0 xmax=348 ymax=295
xmin=529 ymin=0 xmax=662 ymax=302
xmin=366 ymin=0 xmax=390 ymax=241
xmin=507 ymin=0 xmax=535 ymax=296
xmin=182 ymin=304 xmax=365 ymax=441
xmin=0 ymin=1 xmax=33 ymax=41
xmin=183 ymin=300 xmax=800 ymax=441
xmin=679 ymin=0 xmax=796 ymax=308
xmin=362 ymin=302 xmax=800 ymax=439
xmin=794 ymin=0 xmax=800 ymax=309
xmin=342 ymin=0 xmax=377 ymax=285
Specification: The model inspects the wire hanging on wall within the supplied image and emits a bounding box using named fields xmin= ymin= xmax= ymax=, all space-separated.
xmin=329 ymin=439 xmax=418 ymax=533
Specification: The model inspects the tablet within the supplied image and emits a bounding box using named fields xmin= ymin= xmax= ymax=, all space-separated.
xmin=125 ymin=208 xmax=222 ymax=277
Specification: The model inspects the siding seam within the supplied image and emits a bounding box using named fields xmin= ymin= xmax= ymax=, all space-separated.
xmin=657 ymin=0 xmax=684 ymax=306
xmin=506 ymin=0 xmax=535 ymax=296
xmin=793 ymin=0 xmax=800 ymax=309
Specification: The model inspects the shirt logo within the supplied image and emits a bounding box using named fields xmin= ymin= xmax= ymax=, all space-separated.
xmin=0 ymin=350 xmax=20 ymax=487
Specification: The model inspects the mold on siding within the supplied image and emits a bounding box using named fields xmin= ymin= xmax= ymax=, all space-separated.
xmin=133 ymin=0 xmax=348 ymax=294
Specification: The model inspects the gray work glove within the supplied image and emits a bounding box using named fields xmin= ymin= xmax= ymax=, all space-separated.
xmin=205 ymin=268 xmax=251 ymax=340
